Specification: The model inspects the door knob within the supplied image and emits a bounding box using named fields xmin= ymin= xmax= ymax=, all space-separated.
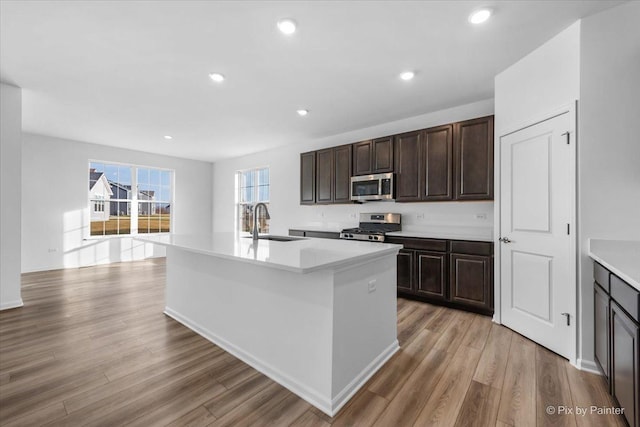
xmin=499 ymin=237 xmax=512 ymax=243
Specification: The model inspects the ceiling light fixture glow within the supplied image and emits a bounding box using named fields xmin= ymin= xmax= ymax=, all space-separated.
xmin=277 ymin=19 xmax=297 ymax=35
xmin=468 ymin=9 xmax=492 ymax=24
xmin=297 ymin=109 xmax=309 ymax=116
xmin=209 ymin=73 xmax=225 ymax=82
xmin=164 ymin=135 xmax=173 ymax=140
xmin=400 ymin=71 xmax=415 ymax=81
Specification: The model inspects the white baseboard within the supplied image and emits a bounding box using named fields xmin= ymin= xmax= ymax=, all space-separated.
xmin=330 ymin=340 xmax=399 ymax=416
xmin=575 ymin=358 xmax=602 ymax=375
xmin=164 ymin=307 xmax=398 ymax=417
xmin=0 ymin=299 xmax=23 ymax=311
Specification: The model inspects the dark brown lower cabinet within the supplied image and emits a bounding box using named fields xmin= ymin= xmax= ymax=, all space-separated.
xmin=450 ymin=253 xmax=491 ymax=310
xmin=288 ymin=229 xmax=340 ymax=239
xmin=396 ymin=249 xmax=414 ymax=293
xmin=416 ymin=251 xmax=447 ymax=300
xmin=594 ymin=283 xmax=610 ymax=383
xmin=592 ymin=261 xmax=639 ymax=427
xmin=388 ymin=236 xmax=493 ymax=316
xmin=611 ymin=301 xmax=639 ymax=427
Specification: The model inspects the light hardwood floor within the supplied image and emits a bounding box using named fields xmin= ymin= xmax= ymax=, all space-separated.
xmin=0 ymin=258 xmax=625 ymax=426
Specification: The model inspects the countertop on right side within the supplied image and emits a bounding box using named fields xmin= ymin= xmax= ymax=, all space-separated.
xmin=588 ymin=239 xmax=640 ymax=291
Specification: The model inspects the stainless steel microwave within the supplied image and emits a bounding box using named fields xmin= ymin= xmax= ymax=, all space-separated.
xmin=350 ymin=173 xmax=394 ymax=202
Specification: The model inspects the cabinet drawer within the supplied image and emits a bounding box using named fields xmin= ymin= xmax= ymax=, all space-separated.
xmin=386 ymin=237 xmax=447 ymax=252
xmin=611 ymin=274 xmax=640 ymax=323
xmin=594 ymin=262 xmax=611 ymax=293
xmin=450 ymin=241 xmax=493 ymax=256
xmin=305 ymin=230 xmax=340 ymax=239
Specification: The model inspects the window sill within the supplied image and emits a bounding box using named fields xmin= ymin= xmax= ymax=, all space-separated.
xmin=84 ymin=232 xmax=171 ymax=241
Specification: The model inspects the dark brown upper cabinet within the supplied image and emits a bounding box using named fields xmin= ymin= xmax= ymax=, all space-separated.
xmin=352 ymin=136 xmax=394 ymax=176
xmin=301 ymin=145 xmax=352 ymax=205
xmin=315 ymin=148 xmax=334 ymax=204
xmin=422 ymin=124 xmax=453 ymax=201
xmin=394 ymin=130 xmax=422 ymax=201
xmin=333 ymin=144 xmax=352 ymax=203
xmin=300 ymin=151 xmax=316 ymax=205
xmin=454 ymin=116 xmax=494 ymax=200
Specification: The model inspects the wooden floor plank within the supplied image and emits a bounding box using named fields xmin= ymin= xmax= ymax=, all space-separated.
xmin=453 ymin=380 xmax=501 ymax=427
xmin=0 ymin=259 xmax=627 ymax=427
xmin=564 ymin=363 xmax=627 ymax=427
xmin=535 ymin=345 xmax=577 ymax=427
xmin=496 ymin=333 xmax=537 ymax=427
xmin=473 ymin=323 xmax=513 ymax=390
xmin=289 ymin=410 xmax=332 ymax=427
xmin=412 ymin=345 xmax=482 ymax=426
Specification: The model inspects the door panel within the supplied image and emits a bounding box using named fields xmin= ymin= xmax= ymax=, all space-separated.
xmin=373 ymin=137 xmax=394 ymax=173
xmin=394 ymin=131 xmax=422 ymax=201
xmin=500 ymin=112 xmax=574 ymax=360
xmin=511 ymin=135 xmax=551 ymax=232
xmin=611 ymin=302 xmax=638 ymax=427
xmin=450 ymin=254 xmax=491 ymax=309
xmin=300 ymin=152 xmax=316 ymax=204
xmin=511 ymin=251 xmax=552 ymax=322
xmin=423 ymin=125 xmax=453 ymax=200
xmin=353 ymin=141 xmax=372 ymax=176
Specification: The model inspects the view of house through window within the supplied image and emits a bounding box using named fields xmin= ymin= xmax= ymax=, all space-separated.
xmin=237 ymin=167 xmax=269 ymax=234
xmin=89 ymin=162 xmax=172 ymax=236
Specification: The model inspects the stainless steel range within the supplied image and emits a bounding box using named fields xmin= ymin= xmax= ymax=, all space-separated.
xmin=339 ymin=213 xmax=401 ymax=242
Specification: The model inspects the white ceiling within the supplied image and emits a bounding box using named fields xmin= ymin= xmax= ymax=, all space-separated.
xmin=0 ymin=1 xmax=621 ymax=162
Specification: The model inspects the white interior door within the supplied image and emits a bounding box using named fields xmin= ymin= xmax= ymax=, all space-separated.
xmin=499 ymin=111 xmax=575 ymax=360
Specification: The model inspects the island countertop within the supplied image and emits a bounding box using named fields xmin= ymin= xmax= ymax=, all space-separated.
xmin=588 ymin=239 xmax=640 ymax=291
xmin=136 ymin=232 xmax=402 ymax=274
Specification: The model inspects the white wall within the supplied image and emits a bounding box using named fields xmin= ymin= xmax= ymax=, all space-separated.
xmin=212 ymin=99 xmax=495 ymax=237
xmin=578 ymin=1 xmax=640 ymax=365
xmin=0 ymin=83 xmax=23 ymax=310
xmin=22 ymin=133 xmax=213 ymax=272
xmin=494 ymin=21 xmax=581 ymax=135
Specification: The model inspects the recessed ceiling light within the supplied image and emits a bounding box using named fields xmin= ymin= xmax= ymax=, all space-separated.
xmin=277 ymin=19 xmax=297 ymax=35
xmin=164 ymin=135 xmax=173 ymax=140
xmin=297 ymin=109 xmax=309 ymax=116
xmin=399 ymin=71 xmax=415 ymax=81
xmin=468 ymin=9 xmax=492 ymax=24
xmin=209 ymin=73 xmax=225 ymax=82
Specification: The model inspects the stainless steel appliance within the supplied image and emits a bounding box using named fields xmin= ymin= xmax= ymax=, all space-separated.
xmin=350 ymin=173 xmax=394 ymax=202
xmin=340 ymin=213 xmax=401 ymax=242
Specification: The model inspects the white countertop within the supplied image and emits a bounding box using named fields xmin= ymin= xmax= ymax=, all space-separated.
xmin=588 ymin=239 xmax=640 ymax=291
xmin=136 ymin=233 xmax=401 ymax=274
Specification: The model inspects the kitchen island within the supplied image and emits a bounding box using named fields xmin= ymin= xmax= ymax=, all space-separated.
xmin=136 ymin=233 xmax=402 ymax=416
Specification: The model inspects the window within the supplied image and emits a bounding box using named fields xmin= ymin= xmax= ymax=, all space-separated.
xmin=89 ymin=162 xmax=172 ymax=236
xmin=236 ymin=167 xmax=269 ymax=234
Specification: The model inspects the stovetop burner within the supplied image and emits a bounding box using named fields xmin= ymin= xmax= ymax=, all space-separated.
xmin=339 ymin=213 xmax=401 ymax=243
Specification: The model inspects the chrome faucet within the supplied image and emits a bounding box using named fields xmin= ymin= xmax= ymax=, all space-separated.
xmin=252 ymin=202 xmax=270 ymax=241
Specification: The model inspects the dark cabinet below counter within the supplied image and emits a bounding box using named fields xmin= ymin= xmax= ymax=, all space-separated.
xmin=593 ymin=261 xmax=639 ymax=427
xmin=289 ymin=229 xmax=340 ymax=239
xmin=387 ymin=236 xmax=493 ymax=316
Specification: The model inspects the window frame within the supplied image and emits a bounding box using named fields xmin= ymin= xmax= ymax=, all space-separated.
xmin=87 ymin=160 xmax=174 ymax=239
xmin=235 ymin=166 xmax=270 ymax=234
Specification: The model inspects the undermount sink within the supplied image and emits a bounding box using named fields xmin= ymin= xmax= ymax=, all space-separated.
xmin=243 ymin=235 xmax=306 ymax=242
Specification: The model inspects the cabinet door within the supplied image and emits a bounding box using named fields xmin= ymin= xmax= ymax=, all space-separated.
xmin=594 ymin=284 xmax=611 ymax=383
xmin=373 ymin=136 xmax=394 ymax=173
xmin=454 ymin=116 xmax=494 ymax=200
xmin=416 ymin=250 xmax=447 ymax=300
xmin=352 ymin=140 xmax=372 ymax=176
xmin=449 ymin=253 xmax=492 ymax=310
xmin=300 ymin=151 xmax=316 ymax=204
xmin=611 ymin=302 xmax=639 ymax=427
xmin=315 ymin=148 xmax=333 ymax=203
xmin=333 ymin=145 xmax=352 ymax=203
xmin=397 ymin=249 xmax=414 ymax=293
xmin=394 ymin=130 xmax=422 ymax=201
xmin=422 ymin=125 xmax=453 ymax=200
